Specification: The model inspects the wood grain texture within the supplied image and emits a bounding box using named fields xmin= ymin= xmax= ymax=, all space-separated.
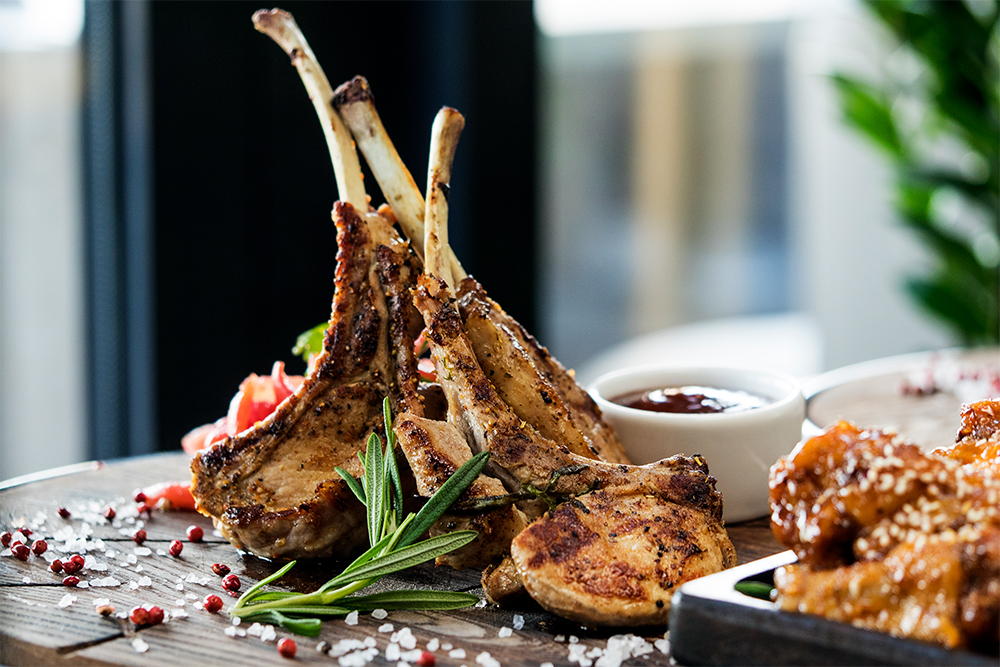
xmin=0 ymin=454 xmax=783 ymax=666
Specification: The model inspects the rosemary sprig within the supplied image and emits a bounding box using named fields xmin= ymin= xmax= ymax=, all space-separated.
xmin=229 ymin=398 xmax=488 ymax=636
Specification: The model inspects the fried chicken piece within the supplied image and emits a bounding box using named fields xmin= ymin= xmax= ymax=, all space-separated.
xmin=934 ymin=399 xmax=1000 ymax=474
xmin=511 ymin=489 xmax=736 ymax=625
xmin=769 ymin=403 xmax=1000 ymax=651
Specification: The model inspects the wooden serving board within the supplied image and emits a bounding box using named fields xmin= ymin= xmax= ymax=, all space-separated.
xmin=0 ymin=453 xmax=783 ymax=666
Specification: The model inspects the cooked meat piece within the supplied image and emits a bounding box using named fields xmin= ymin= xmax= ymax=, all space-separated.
xmin=394 ymin=412 xmax=529 ymax=570
xmin=775 ymin=526 xmax=999 ymax=651
xmin=934 ymin=399 xmax=1000 ymax=474
xmin=770 ymin=406 xmax=1000 ymax=650
xmin=414 ymin=272 xmax=733 ymax=619
xmin=415 ymin=274 xmax=723 ymax=517
xmin=482 ymin=556 xmax=531 ymax=606
xmin=191 ymin=203 xmax=423 ymax=559
xmin=456 ymin=277 xmax=629 ymax=464
xmin=511 ymin=489 xmax=736 ymax=626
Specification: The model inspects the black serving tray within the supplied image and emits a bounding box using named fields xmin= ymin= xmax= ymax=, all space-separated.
xmin=669 ymin=551 xmax=998 ymax=666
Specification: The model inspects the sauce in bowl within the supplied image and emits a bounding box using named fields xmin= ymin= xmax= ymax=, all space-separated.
xmin=614 ymin=385 xmax=769 ymax=415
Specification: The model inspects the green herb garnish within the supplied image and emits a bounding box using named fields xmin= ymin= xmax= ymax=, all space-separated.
xmin=735 ymin=580 xmax=774 ymax=601
xmin=229 ymin=397 xmax=487 ymax=635
xmin=292 ymin=322 xmax=327 ymax=365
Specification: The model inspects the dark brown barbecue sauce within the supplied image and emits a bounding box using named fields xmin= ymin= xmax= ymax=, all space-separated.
xmin=614 ymin=385 xmax=769 ymax=414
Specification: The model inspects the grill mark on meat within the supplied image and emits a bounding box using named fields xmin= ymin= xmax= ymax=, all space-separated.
xmin=524 ymin=504 xmax=598 ymax=569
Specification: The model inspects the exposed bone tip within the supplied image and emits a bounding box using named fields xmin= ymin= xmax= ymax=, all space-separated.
xmin=251 ymin=7 xmax=291 ymax=31
xmin=333 ymin=76 xmax=373 ymax=109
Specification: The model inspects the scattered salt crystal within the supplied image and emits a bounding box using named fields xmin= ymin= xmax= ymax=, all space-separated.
xmin=127 ymin=554 xmax=138 ymax=564
xmin=1 ymin=548 xmax=12 ymax=557
xmin=654 ymin=638 xmax=670 ymax=655
xmin=541 ymin=663 xmax=554 ymax=667
xmin=385 ymin=643 xmax=401 ymax=661
xmin=345 ymin=610 xmax=359 ymax=626
xmin=371 ymin=608 xmax=388 ymax=620
xmin=156 ymin=549 xmax=166 ymax=556
xmin=400 ymin=650 xmax=422 ymax=663
xmin=185 ymin=573 xmax=200 ymax=583
xmin=91 ymin=576 xmax=121 ymax=587
xmin=498 ymin=627 xmax=512 ymax=638
xmin=131 ymin=637 xmax=149 ymax=653
xmin=569 ymin=636 xmax=579 ymax=644
xmin=185 ymin=592 xmax=198 ymax=600
xmin=133 ymin=547 xmax=151 ymax=557
xmin=512 ymin=614 xmax=524 ymax=630
xmin=138 ymin=576 xmax=152 ymax=587
xmin=363 ymin=637 xmax=377 ymax=648
xmin=587 ymin=648 xmax=602 ymax=658
xmin=449 ymin=648 xmax=466 ymax=659
xmin=172 ymin=609 xmax=189 ymax=619
xmin=175 ymin=583 xmax=184 ymax=591
xmin=378 ymin=623 xmax=394 ymax=633
xmin=125 ymin=516 xmax=135 ymax=525
xmin=21 ymin=576 xmax=31 ymax=584
xmin=247 ymin=622 xmax=263 ymax=637
xmin=397 ymin=628 xmax=416 ymax=650
xmin=224 ymin=626 xmax=237 ymax=637
xmin=129 ymin=581 xmax=139 ymax=591
xmin=475 ymin=598 xmax=488 ymax=608
xmin=232 ymin=617 xmax=242 ymax=625
xmin=260 ymin=625 xmax=277 ymax=642
xmin=476 ymin=651 xmax=501 ymax=667
xmin=57 ymin=594 xmax=77 ymax=608
xmin=398 ymin=662 xmax=409 ymax=667
xmin=77 ymin=581 xmax=89 ymax=588
xmin=93 ymin=598 xmax=111 ymax=607
xmin=135 ymin=565 xmax=143 ymax=572
xmin=441 ymin=643 xmax=453 ymax=651
xmin=105 ymin=550 xmax=115 ymax=558
xmin=213 ymin=529 xmax=223 ymax=537
xmin=426 ymin=638 xmax=439 ymax=652
xmin=175 ymin=599 xmax=186 ymax=606
xmin=237 ymin=629 xmax=247 ymax=637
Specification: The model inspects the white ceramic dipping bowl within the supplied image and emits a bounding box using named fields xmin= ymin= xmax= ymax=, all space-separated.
xmin=590 ymin=366 xmax=805 ymax=523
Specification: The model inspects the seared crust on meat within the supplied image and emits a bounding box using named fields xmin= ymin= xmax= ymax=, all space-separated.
xmin=456 ymin=278 xmax=629 ymax=464
xmin=191 ymin=203 xmax=424 ymax=559
xmin=512 ymin=490 xmax=735 ymax=625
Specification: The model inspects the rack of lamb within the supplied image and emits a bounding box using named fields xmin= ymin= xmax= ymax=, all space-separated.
xmin=189 ymin=8 xmax=735 ymax=626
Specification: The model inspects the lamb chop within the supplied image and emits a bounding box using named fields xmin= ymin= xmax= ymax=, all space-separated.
xmin=191 ymin=12 xmax=426 ymax=559
xmin=407 ymin=107 xmax=735 ymax=624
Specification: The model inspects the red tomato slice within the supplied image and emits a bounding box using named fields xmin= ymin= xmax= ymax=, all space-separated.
xmin=418 ymin=358 xmax=436 ymax=382
xmin=141 ymin=481 xmax=196 ymax=511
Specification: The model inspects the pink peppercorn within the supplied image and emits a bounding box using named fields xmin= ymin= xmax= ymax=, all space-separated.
xmin=186 ymin=525 xmax=204 ymax=542
xmin=203 ymin=594 xmax=223 ymax=613
xmin=62 ymin=575 xmax=80 ymax=587
xmin=168 ymin=540 xmax=183 ymax=557
xmin=50 ymin=559 xmax=63 ymax=573
xmin=277 ymin=638 xmax=296 ymax=659
xmin=132 ymin=529 xmax=147 ymax=545
xmin=11 ymin=544 xmax=29 ymax=561
xmin=31 ymin=539 xmax=47 ymax=556
xmin=221 ymin=574 xmax=241 ymax=592
xmin=211 ymin=563 xmax=230 ymax=576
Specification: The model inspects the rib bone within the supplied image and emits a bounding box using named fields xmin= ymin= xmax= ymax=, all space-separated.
xmin=252 ymin=9 xmax=367 ymax=210
xmin=423 ymin=107 xmax=465 ymax=290
xmin=333 ymin=76 xmax=466 ymax=280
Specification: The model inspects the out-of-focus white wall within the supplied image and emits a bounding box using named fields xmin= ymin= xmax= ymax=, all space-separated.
xmin=0 ymin=0 xmax=86 ymax=481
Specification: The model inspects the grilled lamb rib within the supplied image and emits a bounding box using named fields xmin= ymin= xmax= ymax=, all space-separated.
xmin=191 ymin=202 xmax=423 ymax=559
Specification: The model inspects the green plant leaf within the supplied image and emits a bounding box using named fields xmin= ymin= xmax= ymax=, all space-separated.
xmin=292 ymin=322 xmax=327 ymax=365
xmin=831 ymin=75 xmax=905 ymax=159
xmin=329 ymin=531 xmax=478 ymax=585
xmin=242 ymin=610 xmax=323 ymax=636
xmin=397 ymin=451 xmax=490 ymax=548
xmin=336 ymin=466 xmax=366 ymax=506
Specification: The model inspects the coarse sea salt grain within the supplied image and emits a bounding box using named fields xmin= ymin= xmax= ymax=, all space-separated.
xmin=441 ymin=643 xmax=453 ymax=651
xmin=475 ymin=598 xmax=488 ymax=608
xmin=371 ymin=608 xmax=388 ymax=620
xmin=541 ymin=663 xmax=554 ymax=667
xmin=378 ymin=623 xmax=394 ymax=633
xmin=512 ymin=614 xmax=524 ymax=630
xmin=426 ymin=638 xmax=439 ymax=652
xmin=133 ymin=547 xmax=151 ymax=557
xmin=21 ymin=576 xmax=31 ymax=584
xmin=260 ymin=625 xmax=277 ymax=642
xmin=476 ymin=651 xmax=501 ymax=667
xmin=345 ymin=610 xmax=359 ymax=626
xmin=93 ymin=598 xmax=111 ymax=607
xmin=129 ymin=581 xmax=139 ymax=591
xmin=247 ymin=622 xmax=263 ymax=637
xmin=385 ymin=643 xmax=401 ymax=661
xmin=185 ymin=592 xmax=198 ymax=601
xmin=400 ymin=649 xmax=422 ymax=663
xmin=138 ymin=576 xmax=152 ymax=587
xmin=175 ymin=599 xmax=186 ymax=607
xmin=224 ymin=626 xmax=238 ymax=637
xmin=449 ymin=648 xmax=466 ymax=659
xmin=397 ymin=628 xmax=416 ymax=650
xmin=91 ymin=576 xmax=121 ymax=587
xmin=364 ymin=637 xmax=377 ymax=648
xmin=172 ymin=609 xmax=189 ymax=619
xmin=498 ymin=627 xmax=512 ymax=638
xmin=57 ymin=594 xmax=77 ymax=608
xmin=135 ymin=565 xmax=143 ymax=572
xmin=127 ymin=554 xmax=138 ymax=564
xmin=131 ymin=637 xmax=149 ymax=653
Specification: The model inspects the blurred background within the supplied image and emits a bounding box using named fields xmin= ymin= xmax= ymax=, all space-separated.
xmin=1 ymin=0 xmax=997 ymax=480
